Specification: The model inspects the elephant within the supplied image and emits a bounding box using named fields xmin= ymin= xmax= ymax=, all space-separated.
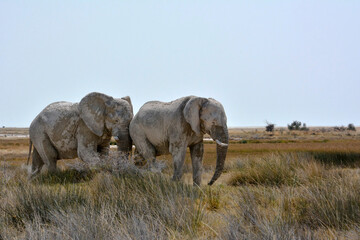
xmin=27 ymin=92 xmax=133 ymax=177
xmin=130 ymin=96 xmax=229 ymax=186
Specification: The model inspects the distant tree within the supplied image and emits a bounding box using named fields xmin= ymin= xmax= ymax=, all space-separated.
xmin=347 ymin=123 xmax=356 ymax=131
xmin=288 ymin=121 xmax=302 ymax=130
xmin=300 ymin=123 xmax=309 ymax=131
xmin=2 ymin=126 xmax=4 ymax=128
xmin=265 ymin=121 xmax=275 ymax=132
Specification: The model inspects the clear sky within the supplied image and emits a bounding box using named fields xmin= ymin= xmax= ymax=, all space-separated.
xmin=1 ymin=1 xmax=359 ymax=127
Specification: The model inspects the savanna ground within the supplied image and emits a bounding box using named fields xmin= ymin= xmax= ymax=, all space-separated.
xmin=1 ymin=127 xmax=360 ymax=239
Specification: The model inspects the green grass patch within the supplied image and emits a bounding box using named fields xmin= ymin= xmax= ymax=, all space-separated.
xmin=228 ymin=153 xmax=303 ymax=186
xmin=311 ymin=152 xmax=360 ymax=167
xmin=227 ymin=153 xmax=327 ymax=187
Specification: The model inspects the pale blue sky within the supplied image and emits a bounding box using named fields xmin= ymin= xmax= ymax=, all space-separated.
xmin=1 ymin=1 xmax=359 ymax=127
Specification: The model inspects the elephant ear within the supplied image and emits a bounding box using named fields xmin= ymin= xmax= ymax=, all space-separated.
xmin=121 ymin=96 xmax=133 ymax=114
xmin=79 ymin=92 xmax=111 ymax=137
xmin=183 ymin=97 xmax=208 ymax=136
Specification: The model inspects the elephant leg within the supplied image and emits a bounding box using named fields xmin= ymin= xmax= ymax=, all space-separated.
xmin=30 ymin=148 xmax=44 ymax=178
xmin=78 ymin=142 xmax=101 ymax=165
xmin=34 ymin=136 xmax=58 ymax=173
xmin=190 ymin=142 xmax=204 ymax=186
xmin=133 ymin=148 xmax=146 ymax=166
xmin=134 ymin=138 xmax=156 ymax=168
xmin=170 ymin=143 xmax=187 ymax=181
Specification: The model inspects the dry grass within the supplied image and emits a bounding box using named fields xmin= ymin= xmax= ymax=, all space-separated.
xmin=2 ymin=127 xmax=360 ymax=164
xmin=1 ymin=156 xmax=205 ymax=239
xmin=0 ymin=127 xmax=29 ymax=135
xmin=2 ymin=127 xmax=360 ymax=239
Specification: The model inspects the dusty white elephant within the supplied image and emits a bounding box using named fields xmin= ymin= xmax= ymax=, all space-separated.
xmin=27 ymin=92 xmax=133 ymax=177
xmin=130 ymin=96 xmax=229 ymax=186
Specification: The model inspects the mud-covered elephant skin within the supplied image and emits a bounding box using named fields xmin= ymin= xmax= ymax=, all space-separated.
xmin=27 ymin=92 xmax=133 ymax=177
xmin=130 ymin=96 xmax=228 ymax=186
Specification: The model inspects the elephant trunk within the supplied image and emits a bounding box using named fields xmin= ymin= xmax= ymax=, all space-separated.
xmin=208 ymin=126 xmax=229 ymax=186
xmin=114 ymin=130 xmax=132 ymax=158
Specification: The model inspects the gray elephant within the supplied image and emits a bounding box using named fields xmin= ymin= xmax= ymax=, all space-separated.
xmin=130 ymin=96 xmax=228 ymax=186
xmin=27 ymin=92 xmax=133 ymax=177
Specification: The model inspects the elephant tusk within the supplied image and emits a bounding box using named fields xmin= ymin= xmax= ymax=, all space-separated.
xmin=114 ymin=136 xmax=119 ymax=141
xmin=215 ymin=139 xmax=228 ymax=147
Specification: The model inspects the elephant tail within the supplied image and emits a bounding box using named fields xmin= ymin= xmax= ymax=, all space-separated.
xmin=27 ymin=140 xmax=32 ymax=165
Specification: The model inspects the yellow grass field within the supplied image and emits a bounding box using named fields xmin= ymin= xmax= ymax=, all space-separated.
xmin=1 ymin=127 xmax=360 ymax=239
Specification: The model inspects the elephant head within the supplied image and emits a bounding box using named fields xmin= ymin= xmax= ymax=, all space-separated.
xmin=79 ymin=92 xmax=133 ymax=154
xmin=184 ymin=97 xmax=229 ymax=185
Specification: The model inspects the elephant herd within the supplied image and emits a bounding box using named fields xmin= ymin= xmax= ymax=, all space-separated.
xmin=27 ymin=92 xmax=229 ymax=186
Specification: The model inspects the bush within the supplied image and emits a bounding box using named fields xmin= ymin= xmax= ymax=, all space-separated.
xmin=288 ymin=121 xmax=309 ymax=131
xmin=288 ymin=121 xmax=302 ymax=130
xmin=265 ymin=121 xmax=275 ymax=132
xmin=347 ymin=123 xmax=356 ymax=131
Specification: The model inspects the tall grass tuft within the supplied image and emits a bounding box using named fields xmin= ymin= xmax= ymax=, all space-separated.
xmin=3 ymin=177 xmax=88 ymax=227
xmin=222 ymin=187 xmax=315 ymax=239
xmin=227 ymin=153 xmax=321 ymax=186
xmin=312 ymin=151 xmax=360 ymax=167
xmin=204 ymin=186 xmax=221 ymax=211
xmin=294 ymin=173 xmax=360 ymax=229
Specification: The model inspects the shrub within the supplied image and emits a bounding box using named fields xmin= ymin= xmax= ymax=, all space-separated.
xmin=347 ymin=123 xmax=356 ymax=131
xmin=288 ymin=121 xmax=309 ymax=131
xmin=288 ymin=121 xmax=302 ymax=130
xmin=265 ymin=121 xmax=275 ymax=132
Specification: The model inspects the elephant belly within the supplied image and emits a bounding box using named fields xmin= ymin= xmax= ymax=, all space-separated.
xmin=144 ymin=130 xmax=170 ymax=156
xmin=52 ymin=139 xmax=78 ymax=159
xmin=57 ymin=149 xmax=78 ymax=159
xmin=155 ymin=144 xmax=170 ymax=156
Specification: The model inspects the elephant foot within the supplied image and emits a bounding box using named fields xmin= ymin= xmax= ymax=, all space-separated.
xmin=28 ymin=169 xmax=41 ymax=181
xmin=172 ymin=175 xmax=181 ymax=182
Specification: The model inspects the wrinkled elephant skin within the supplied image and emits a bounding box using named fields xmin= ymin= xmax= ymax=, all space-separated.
xmin=28 ymin=92 xmax=133 ymax=177
xmin=130 ymin=96 xmax=229 ymax=186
